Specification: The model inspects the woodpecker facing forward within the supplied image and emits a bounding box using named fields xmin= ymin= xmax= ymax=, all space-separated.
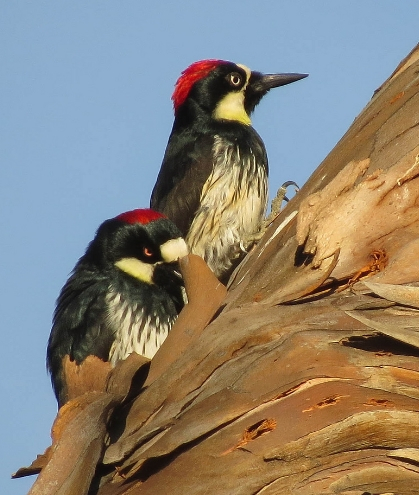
xmin=47 ymin=209 xmax=188 ymax=406
xmin=151 ymin=59 xmax=307 ymax=281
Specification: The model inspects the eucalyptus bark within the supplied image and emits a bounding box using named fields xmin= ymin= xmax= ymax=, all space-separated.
xmin=22 ymin=43 xmax=419 ymax=495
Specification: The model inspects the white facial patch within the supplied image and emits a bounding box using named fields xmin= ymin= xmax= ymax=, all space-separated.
xmin=213 ymin=64 xmax=252 ymax=126
xmin=160 ymin=237 xmax=188 ymax=262
xmin=115 ymin=257 xmax=154 ymax=283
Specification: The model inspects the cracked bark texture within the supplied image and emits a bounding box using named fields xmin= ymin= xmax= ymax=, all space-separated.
xmin=23 ymin=44 xmax=419 ymax=494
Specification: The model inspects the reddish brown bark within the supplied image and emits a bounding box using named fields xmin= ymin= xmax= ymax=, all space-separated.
xmin=19 ymin=43 xmax=419 ymax=495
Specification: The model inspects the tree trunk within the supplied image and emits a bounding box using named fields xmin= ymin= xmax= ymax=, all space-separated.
xmin=23 ymin=43 xmax=419 ymax=495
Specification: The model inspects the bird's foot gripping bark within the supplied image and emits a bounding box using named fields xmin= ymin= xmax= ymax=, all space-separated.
xmin=264 ymin=180 xmax=300 ymax=228
xmin=230 ymin=181 xmax=300 ymax=271
xmin=239 ymin=230 xmax=265 ymax=254
xmin=237 ymin=181 xmax=300 ymax=255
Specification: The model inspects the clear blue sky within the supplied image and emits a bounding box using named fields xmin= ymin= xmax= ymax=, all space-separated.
xmin=1 ymin=2 xmax=417 ymax=492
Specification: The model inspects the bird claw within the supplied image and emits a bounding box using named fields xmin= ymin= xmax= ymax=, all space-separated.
xmin=264 ymin=180 xmax=299 ymax=228
xmin=235 ymin=181 xmax=300 ymax=258
xmin=239 ymin=230 xmax=265 ymax=254
xmin=239 ymin=241 xmax=247 ymax=253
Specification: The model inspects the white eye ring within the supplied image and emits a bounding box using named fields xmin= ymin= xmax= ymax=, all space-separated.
xmin=228 ymin=72 xmax=242 ymax=87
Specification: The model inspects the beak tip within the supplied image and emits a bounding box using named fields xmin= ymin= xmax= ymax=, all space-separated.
xmin=251 ymin=72 xmax=309 ymax=92
xmin=277 ymin=72 xmax=309 ymax=85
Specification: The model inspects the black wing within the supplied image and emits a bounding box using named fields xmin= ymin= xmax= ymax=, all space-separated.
xmin=150 ymin=130 xmax=215 ymax=235
xmin=46 ymin=267 xmax=113 ymax=405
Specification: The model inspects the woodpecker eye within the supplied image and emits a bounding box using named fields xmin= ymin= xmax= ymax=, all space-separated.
xmin=227 ymin=72 xmax=242 ymax=88
xmin=143 ymin=247 xmax=154 ymax=257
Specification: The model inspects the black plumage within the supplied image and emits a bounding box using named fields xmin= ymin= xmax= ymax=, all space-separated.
xmin=47 ymin=209 xmax=187 ymax=406
xmin=151 ymin=60 xmax=307 ymax=281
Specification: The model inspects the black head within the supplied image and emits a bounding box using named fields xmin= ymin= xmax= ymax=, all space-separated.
xmin=172 ymin=59 xmax=308 ymax=125
xmin=82 ymin=209 xmax=188 ymax=284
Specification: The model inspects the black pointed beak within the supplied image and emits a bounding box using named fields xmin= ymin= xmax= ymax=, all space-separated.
xmin=154 ymin=260 xmax=184 ymax=286
xmin=245 ymin=71 xmax=308 ymax=114
xmin=250 ymin=72 xmax=308 ymax=93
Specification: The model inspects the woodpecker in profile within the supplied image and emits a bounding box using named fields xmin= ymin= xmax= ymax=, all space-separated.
xmin=151 ymin=59 xmax=307 ymax=281
xmin=47 ymin=209 xmax=188 ymax=406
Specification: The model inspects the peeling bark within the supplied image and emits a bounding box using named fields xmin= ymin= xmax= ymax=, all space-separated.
xmin=19 ymin=43 xmax=419 ymax=495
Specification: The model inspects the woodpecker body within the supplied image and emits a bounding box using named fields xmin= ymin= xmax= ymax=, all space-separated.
xmin=47 ymin=209 xmax=188 ymax=406
xmin=151 ymin=60 xmax=307 ymax=280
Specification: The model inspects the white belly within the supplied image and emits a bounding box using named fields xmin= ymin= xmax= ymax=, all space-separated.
xmin=186 ymin=136 xmax=268 ymax=278
xmin=105 ymin=290 xmax=174 ymax=364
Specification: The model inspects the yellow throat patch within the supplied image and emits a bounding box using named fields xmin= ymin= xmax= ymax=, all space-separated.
xmin=213 ymin=63 xmax=251 ymax=126
xmin=115 ymin=257 xmax=154 ymax=283
xmin=213 ymin=92 xmax=251 ymax=125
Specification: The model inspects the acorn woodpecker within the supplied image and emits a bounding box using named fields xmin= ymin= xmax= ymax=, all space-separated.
xmin=47 ymin=209 xmax=188 ymax=406
xmin=151 ymin=59 xmax=307 ymax=281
